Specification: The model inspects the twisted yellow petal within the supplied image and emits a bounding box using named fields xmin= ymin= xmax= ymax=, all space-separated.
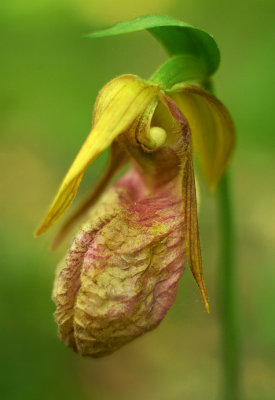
xmin=182 ymin=152 xmax=209 ymax=313
xmin=170 ymin=85 xmax=235 ymax=187
xmin=35 ymin=75 xmax=159 ymax=236
xmin=160 ymin=93 xmax=209 ymax=312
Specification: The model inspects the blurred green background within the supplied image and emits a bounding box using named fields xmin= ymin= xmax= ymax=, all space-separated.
xmin=1 ymin=0 xmax=274 ymax=399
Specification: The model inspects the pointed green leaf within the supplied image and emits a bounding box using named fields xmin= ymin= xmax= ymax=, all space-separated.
xmin=87 ymin=15 xmax=220 ymax=77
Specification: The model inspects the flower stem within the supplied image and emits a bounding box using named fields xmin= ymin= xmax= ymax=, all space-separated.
xmin=218 ymin=172 xmax=241 ymax=400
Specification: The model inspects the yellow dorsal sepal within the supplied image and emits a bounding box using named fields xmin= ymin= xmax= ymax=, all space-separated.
xmin=35 ymin=75 xmax=159 ymax=236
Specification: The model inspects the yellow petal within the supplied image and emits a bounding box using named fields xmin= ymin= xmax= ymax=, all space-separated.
xmin=182 ymin=152 xmax=209 ymax=313
xmin=170 ymin=85 xmax=235 ymax=187
xmin=35 ymin=75 xmax=159 ymax=236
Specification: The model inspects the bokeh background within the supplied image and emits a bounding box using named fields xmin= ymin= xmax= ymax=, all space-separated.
xmin=1 ymin=0 xmax=274 ymax=399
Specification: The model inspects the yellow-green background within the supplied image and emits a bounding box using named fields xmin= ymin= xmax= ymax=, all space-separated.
xmin=1 ymin=0 xmax=274 ymax=399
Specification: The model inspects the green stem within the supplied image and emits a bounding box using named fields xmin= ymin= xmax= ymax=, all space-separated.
xmin=218 ymin=172 xmax=240 ymax=400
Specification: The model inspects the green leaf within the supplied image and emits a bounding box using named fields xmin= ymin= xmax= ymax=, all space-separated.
xmin=150 ymin=54 xmax=208 ymax=88
xmin=87 ymin=15 xmax=220 ymax=77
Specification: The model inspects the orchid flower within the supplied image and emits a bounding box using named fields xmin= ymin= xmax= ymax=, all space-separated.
xmin=36 ymin=16 xmax=234 ymax=357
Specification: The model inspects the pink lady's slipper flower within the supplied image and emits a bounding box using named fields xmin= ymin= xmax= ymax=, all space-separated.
xmin=35 ymin=73 xmax=234 ymax=357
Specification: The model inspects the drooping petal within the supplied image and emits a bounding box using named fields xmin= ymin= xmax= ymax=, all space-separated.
xmin=35 ymin=75 xmax=159 ymax=236
xmin=169 ymin=85 xmax=235 ymax=187
xmin=161 ymin=95 xmax=209 ymax=312
xmin=51 ymin=142 xmax=129 ymax=249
